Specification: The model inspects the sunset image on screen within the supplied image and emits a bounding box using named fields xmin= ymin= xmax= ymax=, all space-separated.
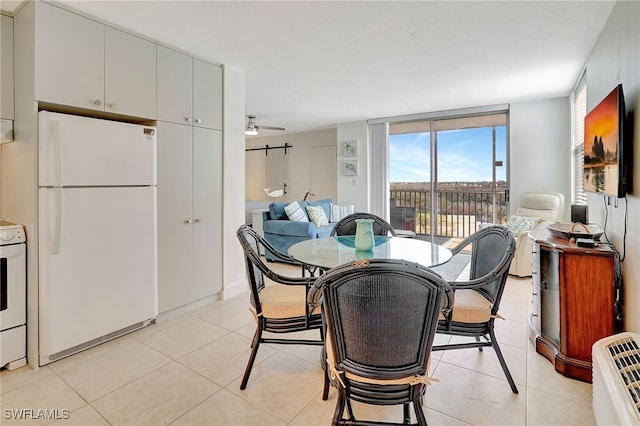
xmin=585 ymin=90 xmax=618 ymax=164
xmin=584 ymin=87 xmax=620 ymax=195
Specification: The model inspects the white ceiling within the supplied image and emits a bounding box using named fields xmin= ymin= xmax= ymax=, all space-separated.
xmin=5 ymin=1 xmax=616 ymax=135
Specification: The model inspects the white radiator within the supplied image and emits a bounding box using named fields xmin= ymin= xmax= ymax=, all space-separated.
xmin=592 ymin=332 xmax=640 ymax=425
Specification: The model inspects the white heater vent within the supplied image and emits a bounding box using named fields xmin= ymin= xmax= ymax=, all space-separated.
xmin=593 ymin=332 xmax=640 ymax=425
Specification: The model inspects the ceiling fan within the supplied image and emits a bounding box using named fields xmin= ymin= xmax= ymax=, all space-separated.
xmin=244 ymin=115 xmax=286 ymax=136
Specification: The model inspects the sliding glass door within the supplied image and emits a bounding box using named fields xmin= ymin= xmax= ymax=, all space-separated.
xmin=389 ymin=111 xmax=508 ymax=242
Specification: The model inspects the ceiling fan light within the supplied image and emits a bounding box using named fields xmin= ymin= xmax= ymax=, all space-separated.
xmin=245 ymin=115 xmax=259 ymax=135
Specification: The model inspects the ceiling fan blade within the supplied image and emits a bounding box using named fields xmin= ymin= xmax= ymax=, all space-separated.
xmin=257 ymin=125 xmax=286 ymax=131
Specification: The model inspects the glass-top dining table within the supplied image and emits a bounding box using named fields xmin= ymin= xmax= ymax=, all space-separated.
xmin=288 ymin=235 xmax=453 ymax=271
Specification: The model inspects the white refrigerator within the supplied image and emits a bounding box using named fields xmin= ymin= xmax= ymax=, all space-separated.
xmin=38 ymin=111 xmax=157 ymax=365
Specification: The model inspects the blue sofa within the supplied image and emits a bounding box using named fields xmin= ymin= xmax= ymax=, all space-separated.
xmin=262 ymin=198 xmax=336 ymax=262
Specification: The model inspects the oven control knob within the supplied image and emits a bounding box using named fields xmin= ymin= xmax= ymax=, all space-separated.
xmin=0 ymin=230 xmax=15 ymax=241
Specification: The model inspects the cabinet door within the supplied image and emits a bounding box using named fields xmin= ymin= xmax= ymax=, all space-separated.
xmin=193 ymin=59 xmax=222 ymax=130
xmin=192 ymin=128 xmax=222 ymax=299
xmin=35 ymin=2 xmax=104 ymax=110
xmin=1 ymin=15 xmax=14 ymax=119
xmin=540 ymin=248 xmax=560 ymax=346
xmin=157 ymin=46 xmax=192 ymax=125
xmin=562 ymin=253 xmax=615 ymax=361
xmin=104 ymin=27 xmax=156 ymax=118
xmin=157 ymin=122 xmax=194 ymax=313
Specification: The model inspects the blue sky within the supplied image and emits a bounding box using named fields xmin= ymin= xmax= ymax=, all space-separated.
xmin=389 ymin=126 xmax=507 ymax=182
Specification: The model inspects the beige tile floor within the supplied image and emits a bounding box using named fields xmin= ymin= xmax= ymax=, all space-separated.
xmin=1 ymin=263 xmax=595 ymax=426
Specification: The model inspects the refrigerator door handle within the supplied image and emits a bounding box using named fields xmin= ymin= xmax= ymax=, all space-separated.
xmin=51 ymin=188 xmax=62 ymax=255
xmin=51 ymin=120 xmax=62 ymax=188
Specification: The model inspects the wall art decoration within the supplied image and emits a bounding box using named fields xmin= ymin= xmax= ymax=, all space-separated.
xmin=342 ymin=140 xmax=358 ymax=157
xmin=344 ymin=159 xmax=358 ymax=176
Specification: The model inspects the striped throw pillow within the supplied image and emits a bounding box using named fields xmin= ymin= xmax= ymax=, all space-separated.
xmin=330 ymin=203 xmax=355 ymax=222
xmin=284 ymin=201 xmax=309 ymax=222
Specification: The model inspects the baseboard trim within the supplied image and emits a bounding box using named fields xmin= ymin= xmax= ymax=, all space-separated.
xmin=221 ymin=279 xmax=248 ymax=300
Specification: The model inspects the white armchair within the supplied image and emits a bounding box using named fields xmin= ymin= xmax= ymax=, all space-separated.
xmin=508 ymin=192 xmax=565 ymax=277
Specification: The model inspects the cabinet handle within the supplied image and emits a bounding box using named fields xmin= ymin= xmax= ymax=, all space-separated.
xmin=107 ymin=102 xmax=116 ymax=109
xmin=195 ymin=118 xmax=202 ymax=124
xmin=93 ymin=100 xmax=102 ymax=106
xmin=531 ymin=313 xmax=538 ymax=317
xmin=184 ymin=117 xmax=192 ymax=123
xmin=194 ymin=218 xmax=201 ymax=223
xmin=185 ymin=219 xmax=193 ymax=224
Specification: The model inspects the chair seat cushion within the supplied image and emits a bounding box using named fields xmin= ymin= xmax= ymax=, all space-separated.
xmin=259 ymin=284 xmax=321 ymax=319
xmin=438 ymin=289 xmax=492 ymax=323
xmin=325 ymin=330 xmax=433 ymax=386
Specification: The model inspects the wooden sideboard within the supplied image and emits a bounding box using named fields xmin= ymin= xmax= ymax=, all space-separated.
xmin=528 ymin=227 xmax=620 ymax=382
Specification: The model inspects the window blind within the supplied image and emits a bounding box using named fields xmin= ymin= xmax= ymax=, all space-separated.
xmin=572 ymin=73 xmax=587 ymax=205
xmin=369 ymin=122 xmax=389 ymax=219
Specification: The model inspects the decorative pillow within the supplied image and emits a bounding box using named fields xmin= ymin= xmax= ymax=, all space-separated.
xmin=506 ymin=215 xmax=541 ymax=235
xmin=306 ymin=205 xmax=329 ymax=227
xmin=330 ymin=203 xmax=355 ymax=222
xmin=307 ymin=198 xmax=332 ymax=221
xmin=284 ymin=201 xmax=309 ymax=222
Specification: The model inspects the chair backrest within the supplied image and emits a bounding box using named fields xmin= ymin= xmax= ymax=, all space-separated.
xmin=515 ymin=192 xmax=565 ymax=224
xmin=330 ymin=212 xmax=397 ymax=237
xmin=237 ymin=225 xmax=308 ymax=311
xmin=317 ymin=259 xmax=452 ymax=380
xmin=466 ymin=225 xmax=516 ymax=312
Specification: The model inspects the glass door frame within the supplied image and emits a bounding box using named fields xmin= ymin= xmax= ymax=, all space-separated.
xmin=385 ymin=105 xmax=510 ymax=241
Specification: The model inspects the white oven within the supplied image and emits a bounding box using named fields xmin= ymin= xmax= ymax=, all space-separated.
xmin=0 ymin=220 xmax=27 ymax=370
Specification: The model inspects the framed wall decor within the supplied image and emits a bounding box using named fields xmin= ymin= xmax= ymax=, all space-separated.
xmin=344 ymin=160 xmax=358 ymax=176
xmin=342 ymin=140 xmax=358 ymax=157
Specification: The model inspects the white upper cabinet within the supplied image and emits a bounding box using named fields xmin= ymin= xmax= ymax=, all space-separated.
xmin=157 ymin=46 xmax=193 ymax=125
xmin=104 ymin=27 xmax=156 ymax=118
xmin=35 ymin=2 xmax=156 ymax=119
xmin=193 ymin=59 xmax=222 ymax=130
xmin=157 ymin=45 xmax=222 ymax=130
xmin=35 ymin=2 xmax=104 ymax=112
xmin=1 ymin=15 xmax=15 ymax=120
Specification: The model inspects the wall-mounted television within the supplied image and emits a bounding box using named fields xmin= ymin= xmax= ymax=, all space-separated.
xmin=584 ymin=84 xmax=629 ymax=198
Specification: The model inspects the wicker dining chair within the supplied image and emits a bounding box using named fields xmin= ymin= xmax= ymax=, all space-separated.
xmin=236 ymin=225 xmax=328 ymax=393
xmin=431 ymin=225 xmax=518 ymax=393
xmin=330 ymin=212 xmax=397 ymax=237
xmin=313 ymin=258 xmax=453 ymax=425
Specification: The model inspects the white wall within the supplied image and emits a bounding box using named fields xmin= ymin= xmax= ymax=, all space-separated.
xmin=584 ymin=1 xmax=639 ymax=332
xmin=245 ymin=128 xmax=338 ymax=202
xmin=509 ymin=97 xmax=572 ymax=220
xmin=336 ymin=121 xmax=369 ymax=210
xmin=221 ymin=65 xmax=248 ymax=299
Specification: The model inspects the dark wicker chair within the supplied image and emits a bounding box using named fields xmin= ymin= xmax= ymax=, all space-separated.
xmin=236 ymin=225 xmax=329 ymax=393
xmin=431 ymin=225 xmax=518 ymax=393
xmin=313 ymin=258 xmax=453 ymax=425
xmin=330 ymin=212 xmax=397 ymax=237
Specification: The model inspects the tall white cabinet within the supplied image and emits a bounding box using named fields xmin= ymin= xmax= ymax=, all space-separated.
xmin=156 ymin=46 xmax=223 ymax=313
